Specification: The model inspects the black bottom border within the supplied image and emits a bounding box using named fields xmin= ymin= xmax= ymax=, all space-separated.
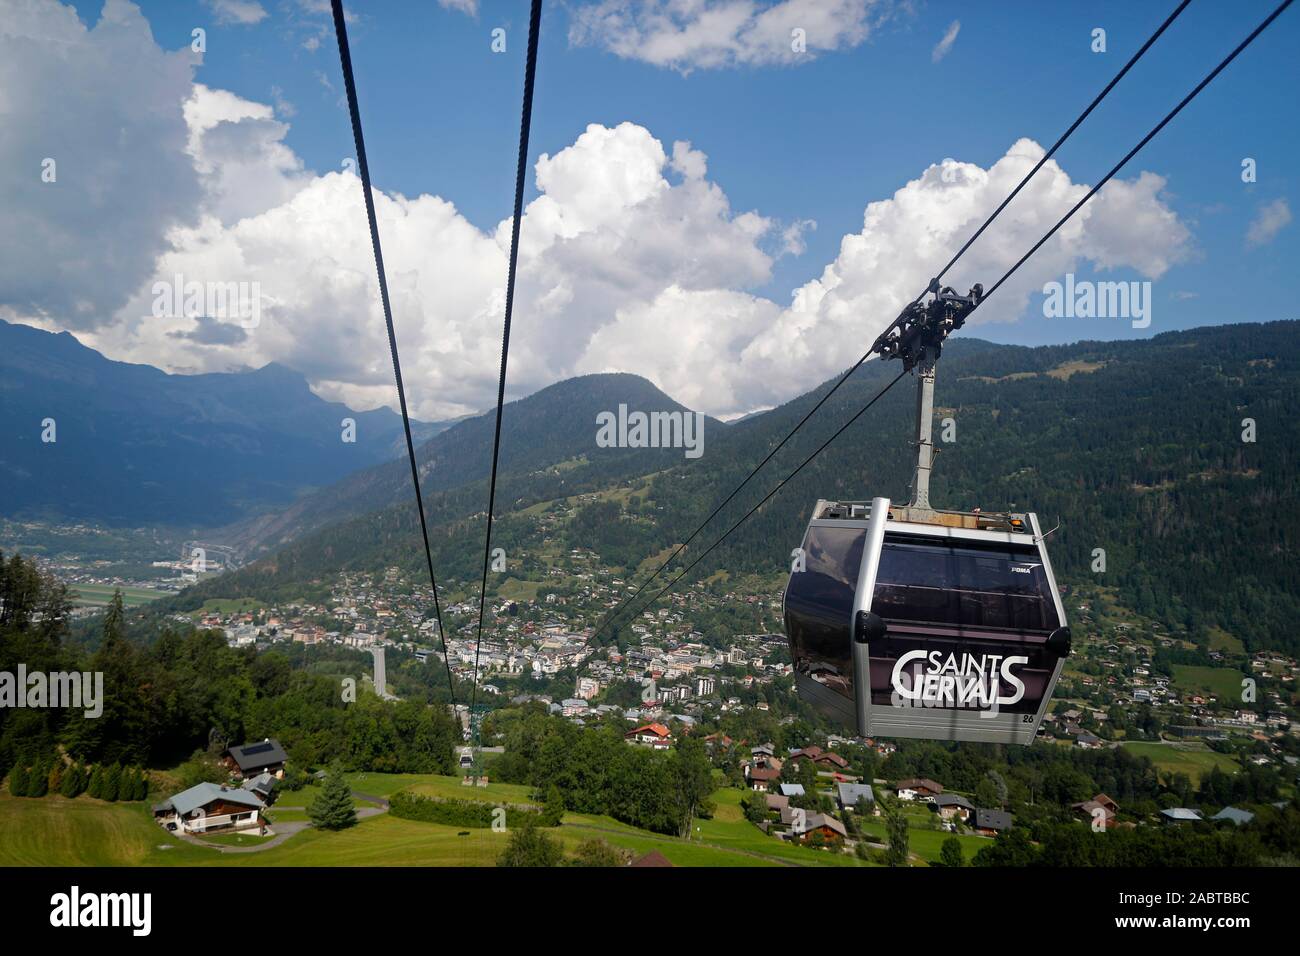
xmin=0 ymin=865 xmax=1294 ymax=942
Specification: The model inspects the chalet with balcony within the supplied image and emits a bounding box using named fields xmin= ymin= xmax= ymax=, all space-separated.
xmin=153 ymin=782 xmax=265 ymax=835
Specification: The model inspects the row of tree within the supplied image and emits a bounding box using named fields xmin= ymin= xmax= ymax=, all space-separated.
xmin=8 ymin=760 xmax=149 ymax=801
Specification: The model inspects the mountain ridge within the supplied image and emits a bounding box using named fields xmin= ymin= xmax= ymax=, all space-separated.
xmin=0 ymin=319 xmax=449 ymax=526
xmin=209 ymin=370 xmax=728 ymax=557
xmin=173 ymin=320 xmax=1300 ymax=657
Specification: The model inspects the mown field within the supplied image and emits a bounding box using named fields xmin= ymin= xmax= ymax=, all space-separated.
xmin=70 ymin=583 xmax=169 ymax=608
xmin=1120 ymin=741 xmax=1241 ymax=783
xmin=0 ymin=775 xmax=886 ymax=868
xmin=852 ymin=801 xmax=993 ymax=866
xmin=1171 ymin=664 xmax=1247 ymax=702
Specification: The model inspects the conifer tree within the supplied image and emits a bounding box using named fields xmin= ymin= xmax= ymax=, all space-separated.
xmin=27 ymin=762 xmax=48 ymax=797
xmin=9 ymin=766 xmax=29 ymax=797
xmin=132 ymin=767 xmax=149 ymax=801
xmin=103 ymin=763 xmax=122 ymax=802
xmin=307 ymin=768 xmax=357 ymax=830
xmin=59 ymin=763 xmax=81 ymax=798
xmin=87 ymin=764 xmax=104 ymax=799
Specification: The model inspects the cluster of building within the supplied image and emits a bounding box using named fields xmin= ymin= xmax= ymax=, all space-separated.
xmin=737 ymin=741 xmax=1015 ymax=851
xmin=190 ymin=558 xmax=791 ymax=721
xmin=152 ymin=739 xmax=288 ymax=836
xmin=1035 ymin=601 xmax=1298 ymax=762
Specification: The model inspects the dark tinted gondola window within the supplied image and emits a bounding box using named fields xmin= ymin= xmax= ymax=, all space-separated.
xmin=784 ymin=525 xmax=864 ymax=699
xmin=873 ymin=536 xmax=1060 ymax=631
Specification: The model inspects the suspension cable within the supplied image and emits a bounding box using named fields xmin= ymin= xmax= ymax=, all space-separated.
xmin=468 ymin=0 xmax=544 ymax=741
xmin=574 ymin=0 xmax=1191 ymax=656
xmin=574 ymin=0 xmax=1290 ymax=659
xmin=330 ymin=0 xmax=458 ymax=705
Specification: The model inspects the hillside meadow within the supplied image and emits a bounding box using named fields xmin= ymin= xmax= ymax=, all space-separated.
xmin=0 ymin=773 xmax=877 ymax=868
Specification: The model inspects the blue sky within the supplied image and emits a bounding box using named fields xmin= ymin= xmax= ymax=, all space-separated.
xmin=99 ymin=0 xmax=1298 ymax=343
xmin=14 ymin=0 xmax=1300 ymax=417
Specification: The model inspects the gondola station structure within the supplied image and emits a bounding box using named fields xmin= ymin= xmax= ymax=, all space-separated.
xmin=783 ymin=284 xmax=1072 ymax=744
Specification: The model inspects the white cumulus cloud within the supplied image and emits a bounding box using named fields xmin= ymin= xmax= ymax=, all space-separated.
xmin=2 ymin=2 xmax=1195 ymax=423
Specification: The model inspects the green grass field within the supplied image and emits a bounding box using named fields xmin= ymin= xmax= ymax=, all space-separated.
xmin=0 ymin=794 xmax=213 ymax=866
xmin=1121 ymin=741 xmax=1240 ymax=783
xmin=1171 ymin=665 xmax=1247 ymax=701
xmin=495 ymin=578 xmax=542 ymax=601
xmin=854 ymin=814 xmax=991 ymax=866
xmin=70 ymin=583 xmax=168 ymax=608
xmin=198 ymin=830 xmax=277 ymax=848
xmin=0 ymin=776 xmax=861 ymax=867
xmin=1205 ymin=627 xmax=1246 ymax=655
xmin=686 ymin=788 xmax=871 ymax=867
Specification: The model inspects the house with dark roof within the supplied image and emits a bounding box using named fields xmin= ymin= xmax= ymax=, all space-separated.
xmin=221 ymin=738 xmax=288 ymax=779
xmin=765 ymin=793 xmax=790 ymax=813
xmin=788 ymin=745 xmax=849 ymax=770
xmin=746 ymin=765 xmax=781 ymax=792
xmin=973 ymin=808 xmax=1013 ymax=836
xmin=798 ymin=812 xmax=848 ymax=843
xmin=836 ymin=782 xmax=875 ymax=813
xmin=895 ymin=778 xmax=943 ymax=801
xmin=153 ymin=782 xmax=265 ymax=834
xmin=932 ymin=793 xmax=975 ymax=822
xmin=241 ymin=771 xmax=277 ymax=803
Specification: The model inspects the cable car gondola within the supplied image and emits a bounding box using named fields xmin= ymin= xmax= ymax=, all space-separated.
xmin=782 ymin=284 xmax=1071 ymax=743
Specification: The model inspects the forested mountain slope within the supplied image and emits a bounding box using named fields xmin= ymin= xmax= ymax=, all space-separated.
xmin=211 ymin=372 xmax=724 ymax=558
xmin=180 ymin=322 xmax=1300 ymax=655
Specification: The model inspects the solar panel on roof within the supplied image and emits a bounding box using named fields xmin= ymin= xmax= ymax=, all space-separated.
xmin=242 ymin=742 xmax=274 ymax=755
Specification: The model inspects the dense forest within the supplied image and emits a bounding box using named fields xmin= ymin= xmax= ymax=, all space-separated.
xmin=0 ymin=552 xmax=459 ymax=783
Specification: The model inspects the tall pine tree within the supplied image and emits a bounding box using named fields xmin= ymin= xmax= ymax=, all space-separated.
xmin=307 ymin=769 xmax=357 ymax=830
xmin=59 ymin=763 xmax=81 ymax=798
xmin=103 ymin=763 xmax=122 ymax=802
xmin=8 ymin=765 xmax=28 ymax=797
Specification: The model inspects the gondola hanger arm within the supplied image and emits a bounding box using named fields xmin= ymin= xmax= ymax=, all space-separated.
xmin=1035 ymin=517 xmax=1061 ymax=544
